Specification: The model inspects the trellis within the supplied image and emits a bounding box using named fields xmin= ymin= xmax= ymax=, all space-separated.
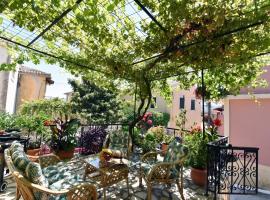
xmin=0 ymin=0 xmax=269 ymax=132
xmin=0 ymin=0 xmax=269 ymax=80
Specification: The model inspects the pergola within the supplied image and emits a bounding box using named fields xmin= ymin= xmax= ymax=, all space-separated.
xmin=0 ymin=0 xmax=269 ymax=133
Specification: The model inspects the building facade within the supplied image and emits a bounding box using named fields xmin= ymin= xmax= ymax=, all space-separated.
xmin=0 ymin=44 xmax=53 ymax=113
xmin=224 ymin=66 xmax=270 ymax=190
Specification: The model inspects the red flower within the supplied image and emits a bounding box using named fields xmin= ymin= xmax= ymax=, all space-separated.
xmin=147 ymin=119 xmax=152 ymax=125
xmin=213 ymin=118 xmax=222 ymax=127
xmin=191 ymin=125 xmax=202 ymax=134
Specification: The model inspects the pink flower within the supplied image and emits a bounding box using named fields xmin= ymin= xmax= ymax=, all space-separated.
xmin=147 ymin=119 xmax=152 ymax=125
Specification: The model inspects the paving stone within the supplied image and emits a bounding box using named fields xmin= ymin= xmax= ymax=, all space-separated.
xmin=2 ymin=154 xmax=270 ymax=200
xmin=162 ymin=190 xmax=170 ymax=197
xmin=135 ymin=191 xmax=147 ymax=199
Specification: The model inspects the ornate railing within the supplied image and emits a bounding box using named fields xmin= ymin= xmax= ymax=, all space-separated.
xmin=206 ymin=136 xmax=259 ymax=199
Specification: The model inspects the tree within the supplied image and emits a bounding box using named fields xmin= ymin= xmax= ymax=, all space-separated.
xmin=0 ymin=0 xmax=269 ymax=141
xmin=69 ymin=79 xmax=122 ymax=124
xmin=20 ymin=98 xmax=73 ymax=122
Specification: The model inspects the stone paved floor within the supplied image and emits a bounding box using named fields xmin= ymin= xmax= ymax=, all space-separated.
xmin=0 ymin=153 xmax=269 ymax=200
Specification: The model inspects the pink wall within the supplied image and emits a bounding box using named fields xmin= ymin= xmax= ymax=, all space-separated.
xmin=229 ymin=99 xmax=270 ymax=166
xmin=240 ymin=66 xmax=270 ymax=94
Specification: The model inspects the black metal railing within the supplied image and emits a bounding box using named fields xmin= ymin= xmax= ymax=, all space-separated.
xmin=206 ymin=136 xmax=259 ymax=199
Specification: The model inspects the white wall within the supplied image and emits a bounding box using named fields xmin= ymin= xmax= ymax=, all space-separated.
xmin=0 ymin=44 xmax=19 ymax=113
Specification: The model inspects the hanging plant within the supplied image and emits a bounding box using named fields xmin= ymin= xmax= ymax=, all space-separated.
xmin=194 ymin=86 xmax=211 ymax=100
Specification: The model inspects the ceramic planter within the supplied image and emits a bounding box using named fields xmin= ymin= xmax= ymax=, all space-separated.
xmin=26 ymin=148 xmax=40 ymax=156
xmin=190 ymin=167 xmax=207 ymax=187
xmin=56 ymin=148 xmax=75 ymax=160
xmin=161 ymin=143 xmax=169 ymax=156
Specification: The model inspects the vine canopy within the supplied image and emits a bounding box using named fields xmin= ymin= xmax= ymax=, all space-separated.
xmin=0 ymin=0 xmax=269 ymax=100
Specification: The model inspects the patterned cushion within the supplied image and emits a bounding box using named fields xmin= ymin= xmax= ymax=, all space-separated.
xmin=10 ymin=141 xmax=24 ymax=154
xmin=43 ymin=162 xmax=92 ymax=200
xmin=13 ymin=153 xmax=30 ymax=172
xmin=108 ymin=130 xmax=128 ymax=150
xmin=42 ymin=161 xmax=83 ymax=185
xmin=25 ymin=162 xmax=49 ymax=200
xmin=26 ymin=162 xmax=49 ymax=186
xmin=163 ymin=140 xmax=188 ymax=163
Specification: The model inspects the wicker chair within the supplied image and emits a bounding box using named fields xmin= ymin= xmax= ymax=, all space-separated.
xmin=5 ymin=148 xmax=98 ymax=200
xmin=139 ymin=140 xmax=188 ymax=200
xmin=103 ymin=130 xmax=132 ymax=158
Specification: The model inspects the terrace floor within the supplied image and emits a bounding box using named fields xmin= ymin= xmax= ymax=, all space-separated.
xmin=0 ymin=153 xmax=269 ymax=200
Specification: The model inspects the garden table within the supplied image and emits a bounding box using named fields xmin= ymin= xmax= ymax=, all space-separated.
xmin=82 ymin=154 xmax=130 ymax=199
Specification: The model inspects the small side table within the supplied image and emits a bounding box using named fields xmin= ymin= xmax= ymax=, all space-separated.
xmin=83 ymin=155 xmax=129 ymax=199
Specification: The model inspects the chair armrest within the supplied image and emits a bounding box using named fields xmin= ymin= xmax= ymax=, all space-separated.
xmin=141 ymin=152 xmax=158 ymax=162
xmin=38 ymin=154 xmax=61 ymax=168
xmin=13 ymin=171 xmax=97 ymax=199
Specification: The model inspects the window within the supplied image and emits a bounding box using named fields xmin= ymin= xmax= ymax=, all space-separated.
xmin=150 ymin=97 xmax=157 ymax=108
xmin=179 ymin=96 xmax=185 ymax=109
xmin=191 ymin=99 xmax=195 ymax=110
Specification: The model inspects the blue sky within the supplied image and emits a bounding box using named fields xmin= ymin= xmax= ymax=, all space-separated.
xmin=25 ymin=61 xmax=74 ymax=99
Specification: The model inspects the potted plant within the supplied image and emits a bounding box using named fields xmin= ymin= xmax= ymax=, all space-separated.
xmin=27 ymin=140 xmax=41 ymax=156
xmin=161 ymin=134 xmax=174 ymax=156
xmin=49 ymin=118 xmax=80 ymax=159
xmin=184 ymin=124 xmax=219 ymax=187
xmin=140 ymin=132 xmax=157 ymax=154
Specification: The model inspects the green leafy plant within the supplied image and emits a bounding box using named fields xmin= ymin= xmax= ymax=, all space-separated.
xmin=0 ymin=112 xmax=20 ymax=131
xmin=184 ymin=126 xmax=218 ymax=169
xmin=147 ymin=126 xmax=166 ymax=144
xmin=49 ymin=118 xmax=80 ymax=152
xmin=20 ymin=98 xmax=73 ymax=122
xmin=162 ymin=134 xmax=174 ymax=145
xmin=152 ymin=111 xmax=170 ymax=127
xmin=69 ymin=78 xmax=122 ymax=124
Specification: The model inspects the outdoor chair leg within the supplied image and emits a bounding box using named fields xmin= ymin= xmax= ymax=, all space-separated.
xmin=16 ymin=187 xmax=21 ymax=200
xmin=139 ymin=169 xmax=143 ymax=187
xmin=126 ymin=177 xmax=130 ymax=197
xmin=103 ymin=187 xmax=107 ymax=200
xmin=147 ymin=183 xmax=152 ymax=200
xmin=176 ymin=181 xmax=185 ymax=200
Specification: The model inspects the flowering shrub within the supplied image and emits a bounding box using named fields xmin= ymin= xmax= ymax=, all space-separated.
xmin=138 ymin=112 xmax=153 ymax=132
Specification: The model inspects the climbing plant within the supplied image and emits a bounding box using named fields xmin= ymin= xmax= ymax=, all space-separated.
xmin=0 ymin=0 xmax=269 ymax=140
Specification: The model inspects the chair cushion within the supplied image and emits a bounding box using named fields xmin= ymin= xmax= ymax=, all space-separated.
xmin=42 ymin=161 xmax=84 ymax=185
xmin=10 ymin=141 xmax=24 ymax=154
xmin=25 ymin=162 xmax=49 ymax=200
xmin=108 ymin=130 xmax=128 ymax=149
xmin=25 ymin=162 xmax=49 ymax=186
xmin=163 ymin=140 xmax=188 ymax=163
xmin=13 ymin=153 xmax=30 ymax=172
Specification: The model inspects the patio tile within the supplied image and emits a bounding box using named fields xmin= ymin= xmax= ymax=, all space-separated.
xmin=1 ymin=155 xmax=270 ymax=200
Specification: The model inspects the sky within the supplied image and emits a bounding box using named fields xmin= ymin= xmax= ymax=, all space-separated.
xmin=25 ymin=61 xmax=74 ymax=99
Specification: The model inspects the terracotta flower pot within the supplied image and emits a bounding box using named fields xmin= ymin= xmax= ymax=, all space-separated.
xmin=190 ymin=167 xmax=207 ymax=187
xmin=56 ymin=148 xmax=75 ymax=160
xmin=27 ymin=148 xmax=40 ymax=156
xmin=161 ymin=143 xmax=168 ymax=156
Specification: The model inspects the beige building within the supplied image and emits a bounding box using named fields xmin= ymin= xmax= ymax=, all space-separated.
xmin=168 ymin=85 xmax=202 ymax=130
xmin=15 ymin=66 xmax=54 ymax=111
xmin=0 ymin=44 xmax=53 ymax=113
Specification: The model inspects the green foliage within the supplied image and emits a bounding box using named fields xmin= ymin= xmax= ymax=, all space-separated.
xmin=0 ymin=112 xmax=19 ymax=131
xmin=147 ymin=126 xmax=166 ymax=143
xmin=20 ymin=98 xmax=73 ymax=121
xmin=162 ymin=134 xmax=174 ymax=144
xmin=50 ymin=118 xmax=80 ymax=151
xmin=152 ymin=111 xmax=170 ymax=127
xmin=184 ymin=131 xmax=218 ymax=169
xmin=1 ymin=0 xmax=269 ymax=131
xmin=0 ymin=112 xmax=50 ymax=142
xmin=69 ymin=78 xmax=122 ymax=124
xmin=176 ymin=109 xmax=187 ymax=130
xmin=141 ymin=132 xmax=157 ymax=153
xmin=121 ymin=102 xmax=170 ymax=126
